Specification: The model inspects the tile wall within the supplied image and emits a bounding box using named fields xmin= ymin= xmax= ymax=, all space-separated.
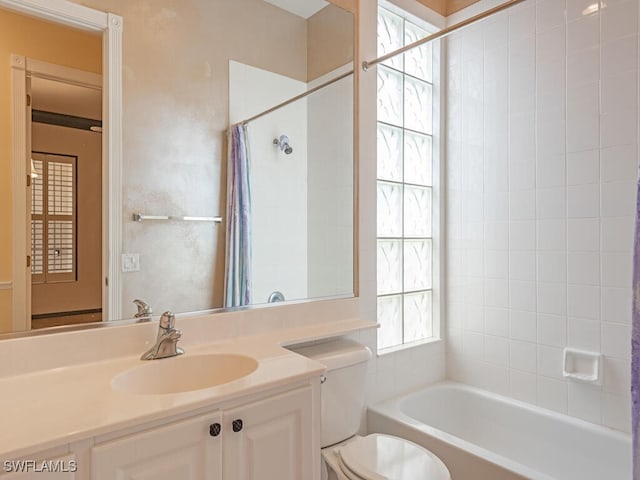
xmin=446 ymin=0 xmax=639 ymax=432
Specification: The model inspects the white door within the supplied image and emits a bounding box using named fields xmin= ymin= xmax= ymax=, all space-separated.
xmin=91 ymin=412 xmax=222 ymax=480
xmin=223 ymin=386 xmax=314 ymax=480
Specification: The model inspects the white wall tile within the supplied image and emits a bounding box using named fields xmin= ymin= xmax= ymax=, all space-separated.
xmin=601 ymin=287 xmax=632 ymax=324
xmin=464 ymin=304 xmax=485 ymax=333
xmin=568 ymin=218 xmax=600 ymax=251
xmin=567 ymin=183 xmax=600 ymax=218
xmin=537 ymin=187 xmax=566 ymax=219
xmin=601 ymin=252 xmax=633 ymax=288
xmin=510 ymin=369 xmax=538 ymax=403
xmin=537 ymin=219 xmax=567 ymax=251
xmin=602 ymin=393 xmax=631 ymax=433
xmin=510 ymin=189 xmax=536 ymax=220
xmin=568 ymin=317 xmax=601 ymax=351
xmin=484 ymin=334 xmax=510 ymax=366
xmin=536 ymin=0 xmax=566 ymax=32
xmin=537 ymin=154 xmax=566 ymax=188
xmin=602 ymin=72 xmax=638 ymax=116
xmin=485 ymin=278 xmax=509 ymax=308
xmin=601 ymin=36 xmax=638 ymax=80
xmin=567 ymin=150 xmax=599 ymax=185
xmin=538 ymin=345 xmax=565 ymax=379
xmin=601 ymin=144 xmax=638 ymax=183
xmin=463 ymin=331 xmax=485 ymax=359
xmin=603 ymin=356 xmax=631 ymax=395
xmin=567 ymin=47 xmax=599 ymax=87
xmin=601 ymin=0 xmax=639 ymax=43
xmin=510 ymin=310 xmax=537 ymax=342
xmin=537 ymin=282 xmax=567 ymax=316
xmin=567 ymin=82 xmax=600 ymax=153
xmin=538 ymin=313 xmax=567 ymax=347
xmin=510 ymin=280 xmax=537 ymax=311
xmin=567 ymin=0 xmax=600 ymax=22
xmin=485 ymin=250 xmax=509 ymax=278
xmin=445 ymin=0 xmax=635 ymax=434
xmin=538 ymin=376 xmax=568 ymax=413
xmin=537 ymin=24 xmax=566 ymax=64
xmin=537 ymin=251 xmax=567 ymax=283
xmin=510 ymin=221 xmax=536 ymax=250
xmin=568 ymin=382 xmax=602 ymax=424
xmin=601 ymin=217 xmax=634 ymax=252
xmin=510 ymin=340 xmax=537 ymax=373
xmin=567 ymin=14 xmax=600 ymax=53
xmin=567 ymin=252 xmax=600 ymax=285
xmin=567 ymin=285 xmax=601 ymax=320
xmin=485 ymin=222 xmax=509 ymax=250
xmin=485 ymin=307 xmax=510 ymax=337
xmin=509 ymin=251 xmax=536 ymax=281
xmin=601 ymin=181 xmax=637 ymax=217
xmin=601 ymin=107 xmax=637 ymax=148
xmin=602 ymin=323 xmax=632 ymax=359
xmin=482 ymin=363 xmax=511 ymax=396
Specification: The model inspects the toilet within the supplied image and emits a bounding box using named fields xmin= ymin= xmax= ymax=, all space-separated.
xmin=290 ymin=339 xmax=451 ymax=480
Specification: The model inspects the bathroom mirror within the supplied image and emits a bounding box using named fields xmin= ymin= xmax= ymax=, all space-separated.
xmin=0 ymin=0 xmax=355 ymax=334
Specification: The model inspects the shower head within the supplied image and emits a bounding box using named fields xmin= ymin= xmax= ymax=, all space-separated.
xmin=273 ymin=135 xmax=293 ymax=155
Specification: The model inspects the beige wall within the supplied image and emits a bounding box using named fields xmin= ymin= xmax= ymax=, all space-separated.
xmin=446 ymin=0 xmax=481 ymax=15
xmin=0 ymin=7 xmax=102 ymax=332
xmin=307 ymin=5 xmax=354 ymax=81
xmin=416 ymin=0 xmax=482 ymax=16
xmin=417 ymin=0 xmax=446 ymax=15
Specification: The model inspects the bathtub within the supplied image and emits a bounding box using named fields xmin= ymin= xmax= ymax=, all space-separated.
xmin=367 ymin=382 xmax=631 ymax=480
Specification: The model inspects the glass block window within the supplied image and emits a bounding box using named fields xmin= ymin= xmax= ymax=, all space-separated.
xmin=377 ymin=5 xmax=437 ymax=351
xmin=31 ymin=153 xmax=77 ymax=284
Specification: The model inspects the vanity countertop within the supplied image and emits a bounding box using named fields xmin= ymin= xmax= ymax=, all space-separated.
xmin=0 ymin=317 xmax=376 ymax=460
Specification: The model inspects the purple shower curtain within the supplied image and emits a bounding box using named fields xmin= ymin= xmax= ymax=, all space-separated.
xmin=223 ymin=123 xmax=252 ymax=308
xmin=633 ymin=170 xmax=640 ymax=478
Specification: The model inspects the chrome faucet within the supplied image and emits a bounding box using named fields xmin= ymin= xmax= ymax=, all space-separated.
xmin=141 ymin=311 xmax=184 ymax=360
xmin=133 ymin=299 xmax=153 ymax=321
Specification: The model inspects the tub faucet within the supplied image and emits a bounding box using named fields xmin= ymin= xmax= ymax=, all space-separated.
xmin=141 ymin=311 xmax=184 ymax=360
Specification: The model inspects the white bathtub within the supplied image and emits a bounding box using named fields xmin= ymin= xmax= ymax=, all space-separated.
xmin=367 ymin=382 xmax=631 ymax=480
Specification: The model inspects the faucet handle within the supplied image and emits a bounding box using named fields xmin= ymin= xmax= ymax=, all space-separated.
xmin=159 ymin=311 xmax=175 ymax=329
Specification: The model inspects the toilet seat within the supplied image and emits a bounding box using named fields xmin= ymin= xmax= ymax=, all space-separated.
xmin=334 ymin=434 xmax=450 ymax=480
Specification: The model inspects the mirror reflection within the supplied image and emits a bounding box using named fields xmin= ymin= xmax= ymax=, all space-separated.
xmin=0 ymin=0 xmax=355 ymax=334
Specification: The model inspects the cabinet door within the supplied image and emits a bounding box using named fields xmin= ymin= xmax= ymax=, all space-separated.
xmin=1 ymin=454 xmax=76 ymax=479
xmin=91 ymin=412 xmax=222 ymax=480
xmin=223 ymin=386 xmax=313 ymax=480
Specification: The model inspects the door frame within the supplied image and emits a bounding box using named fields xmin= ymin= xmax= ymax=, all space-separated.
xmin=6 ymin=0 xmax=123 ymax=330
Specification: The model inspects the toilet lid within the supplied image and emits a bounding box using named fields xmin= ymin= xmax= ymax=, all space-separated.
xmin=338 ymin=434 xmax=450 ymax=480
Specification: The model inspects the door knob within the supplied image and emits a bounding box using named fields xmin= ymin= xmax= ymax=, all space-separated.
xmin=232 ymin=419 xmax=243 ymax=432
xmin=209 ymin=423 xmax=221 ymax=437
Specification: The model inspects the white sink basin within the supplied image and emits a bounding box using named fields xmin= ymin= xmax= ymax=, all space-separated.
xmin=112 ymin=353 xmax=258 ymax=395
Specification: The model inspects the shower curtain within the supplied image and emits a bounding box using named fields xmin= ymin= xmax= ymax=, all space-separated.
xmin=223 ymin=123 xmax=252 ymax=308
xmin=634 ymin=171 xmax=640 ymax=478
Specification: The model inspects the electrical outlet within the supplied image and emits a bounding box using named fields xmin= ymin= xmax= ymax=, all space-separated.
xmin=122 ymin=253 xmax=140 ymax=272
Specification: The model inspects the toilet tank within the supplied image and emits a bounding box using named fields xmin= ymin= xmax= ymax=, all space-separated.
xmin=289 ymin=338 xmax=372 ymax=447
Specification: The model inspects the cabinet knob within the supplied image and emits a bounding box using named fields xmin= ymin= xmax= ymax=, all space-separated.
xmin=209 ymin=423 xmax=221 ymax=437
xmin=232 ymin=419 xmax=243 ymax=432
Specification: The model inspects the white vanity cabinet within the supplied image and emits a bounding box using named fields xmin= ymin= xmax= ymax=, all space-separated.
xmin=223 ymin=385 xmax=314 ymax=480
xmin=91 ymin=384 xmax=315 ymax=480
xmin=91 ymin=411 xmax=223 ymax=480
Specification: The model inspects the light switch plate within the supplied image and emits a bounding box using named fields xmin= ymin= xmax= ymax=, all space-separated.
xmin=122 ymin=253 xmax=140 ymax=272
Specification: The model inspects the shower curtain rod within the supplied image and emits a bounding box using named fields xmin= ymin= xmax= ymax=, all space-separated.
xmin=362 ymin=0 xmax=527 ymax=71
xmin=237 ymin=69 xmax=354 ymax=126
